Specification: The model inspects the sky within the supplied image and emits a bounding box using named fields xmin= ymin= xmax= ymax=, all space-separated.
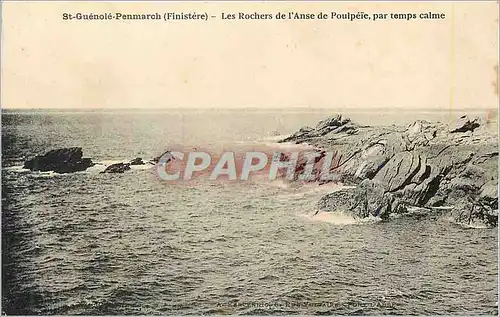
xmin=1 ymin=1 xmax=498 ymax=109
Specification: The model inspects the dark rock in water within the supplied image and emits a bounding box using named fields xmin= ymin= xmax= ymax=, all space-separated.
xmin=130 ymin=157 xmax=145 ymax=165
xmin=151 ymin=151 xmax=175 ymax=164
xmin=23 ymin=147 xmax=94 ymax=173
xmin=450 ymin=115 xmax=481 ymax=133
xmin=284 ymin=113 xmax=498 ymax=227
xmin=101 ymin=163 xmax=131 ymax=173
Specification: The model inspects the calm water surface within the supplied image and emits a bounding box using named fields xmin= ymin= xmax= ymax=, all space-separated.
xmin=2 ymin=109 xmax=498 ymax=315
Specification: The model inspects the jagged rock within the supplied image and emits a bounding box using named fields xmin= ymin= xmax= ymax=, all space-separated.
xmin=450 ymin=115 xmax=481 ymax=133
xmin=317 ymin=188 xmax=356 ymax=213
xmin=280 ymin=127 xmax=313 ymax=144
xmin=101 ymin=163 xmax=131 ymax=174
xmin=23 ymin=147 xmax=94 ymax=173
xmin=316 ymin=114 xmax=352 ymax=135
xmin=353 ymin=179 xmax=393 ymax=218
xmin=283 ymin=114 xmax=498 ymax=227
xmin=280 ymin=114 xmax=358 ymax=143
xmin=351 ymin=143 xmax=388 ymax=180
xmin=317 ymin=179 xmax=407 ymax=219
xmin=477 ymin=181 xmax=499 ymax=227
xmin=130 ymin=157 xmax=145 ymax=165
xmin=151 ymin=151 xmax=175 ymax=164
xmin=403 ymin=120 xmax=440 ymax=149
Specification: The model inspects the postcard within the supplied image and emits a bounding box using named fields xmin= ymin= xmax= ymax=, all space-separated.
xmin=1 ymin=1 xmax=498 ymax=315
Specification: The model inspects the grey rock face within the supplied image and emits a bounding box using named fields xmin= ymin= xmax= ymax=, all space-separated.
xmin=284 ymin=113 xmax=498 ymax=227
xmin=23 ymin=147 xmax=94 ymax=173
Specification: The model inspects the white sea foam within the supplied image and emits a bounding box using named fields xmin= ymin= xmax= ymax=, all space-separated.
xmin=3 ymin=165 xmax=29 ymax=172
xmin=88 ymin=160 xmax=154 ymax=173
xmin=94 ymin=160 xmax=124 ymax=166
xmin=31 ymin=171 xmax=62 ymax=178
xmin=358 ymin=214 xmax=383 ymax=224
xmin=130 ymin=163 xmax=155 ymax=170
xmin=301 ymin=211 xmax=357 ymax=225
xmin=444 ymin=216 xmax=490 ymax=229
xmin=261 ymin=134 xmax=291 ymax=142
xmin=85 ymin=164 xmax=108 ymax=173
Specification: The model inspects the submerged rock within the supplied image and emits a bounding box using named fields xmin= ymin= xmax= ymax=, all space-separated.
xmin=23 ymin=147 xmax=94 ymax=173
xmin=151 ymin=151 xmax=174 ymax=164
xmin=101 ymin=163 xmax=131 ymax=174
xmin=284 ymin=113 xmax=498 ymax=227
xmin=130 ymin=157 xmax=145 ymax=165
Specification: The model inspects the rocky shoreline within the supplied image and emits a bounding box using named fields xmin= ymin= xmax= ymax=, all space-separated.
xmin=279 ymin=114 xmax=498 ymax=227
xmin=21 ymin=114 xmax=498 ymax=227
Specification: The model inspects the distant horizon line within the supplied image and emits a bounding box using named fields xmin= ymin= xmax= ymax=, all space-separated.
xmin=2 ymin=107 xmax=498 ymax=111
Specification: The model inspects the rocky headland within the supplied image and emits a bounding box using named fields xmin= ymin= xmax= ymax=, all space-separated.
xmin=280 ymin=114 xmax=498 ymax=227
xmin=21 ymin=114 xmax=498 ymax=227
